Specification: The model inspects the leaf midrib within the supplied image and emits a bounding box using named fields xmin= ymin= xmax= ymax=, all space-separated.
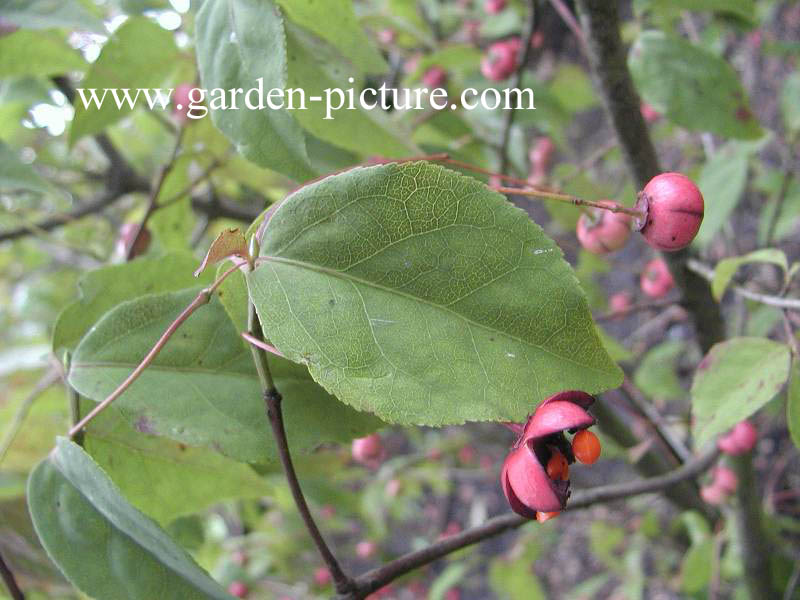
xmin=259 ymin=255 xmax=610 ymax=374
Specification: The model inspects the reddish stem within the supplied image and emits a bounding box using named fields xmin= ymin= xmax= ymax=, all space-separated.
xmin=67 ymin=262 xmax=242 ymax=437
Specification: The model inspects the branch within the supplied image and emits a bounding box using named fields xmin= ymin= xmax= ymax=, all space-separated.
xmin=498 ymin=0 xmax=540 ymax=174
xmin=52 ymin=76 xmax=147 ymax=192
xmin=574 ymin=0 xmax=725 ymax=354
xmin=346 ymin=445 xmax=720 ymax=598
xmin=687 ymin=259 xmax=800 ymax=311
xmin=0 ymin=549 xmax=24 ymax=600
xmin=0 ymin=77 xmax=150 ymax=244
xmin=731 ymin=452 xmax=773 ymax=599
xmin=245 ymin=245 xmax=354 ymax=596
xmin=0 ymin=181 xmax=148 ymax=243
xmin=67 ymin=263 xmax=242 ymax=437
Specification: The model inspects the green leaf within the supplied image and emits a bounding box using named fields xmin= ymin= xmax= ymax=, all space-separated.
xmin=711 ymin=249 xmax=788 ymax=301
xmin=693 ymin=142 xmax=752 ymax=247
xmin=0 ymin=139 xmax=59 ymax=196
xmin=68 ymin=288 xmax=383 ymax=463
xmin=195 ymin=0 xmax=315 ymax=182
xmin=638 ymin=0 xmax=755 ymax=22
xmin=0 ymin=30 xmax=86 ymax=77
xmin=69 ymin=17 xmax=179 ymax=144
xmin=83 ymin=402 xmax=272 ymax=525
xmin=634 ymin=340 xmax=685 ymax=401
xmin=275 ymin=0 xmax=387 ymax=74
xmin=780 ymin=71 xmax=800 ymax=134
xmin=681 ymin=539 xmax=713 ymax=593
xmin=629 ymin=31 xmax=762 ymax=139
xmin=0 ymin=0 xmax=105 ymax=32
xmin=248 ymin=162 xmax=622 ymax=426
xmin=52 ymin=253 xmax=211 ymax=356
xmin=285 ymin=23 xmax=413 ymax=158
xmin=0 ymin=497 xmax=71 ymax=592
xmin=788 ymin=359 xmax=800 ymax=450
xmin=691 ymin=337 xmax=791 ymax=446
xmin=215 ymin=267 xmax=250 ymax=334
xmin=27 ymin=438 xmax=234 ymax=600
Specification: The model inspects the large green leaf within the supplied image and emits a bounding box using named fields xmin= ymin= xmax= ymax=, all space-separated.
xmin=285 ymin=23 xmax=413 ymax=158
xmin=68 ymin=288 xmax=383 ymax=464
xmin=27 ymin=438 xmax=234 ymax=600
xmin=691 ymin=337 xmax=791 ymax=446
xmin=83 ymin=402 xmax=272 ymax=525
xmin=0 ymin=30 xmax=86 ymax=77
xmin=629 ymin=31 xmax=762 ymax=139
xmin=247 ymin=162 xmax=622 ymax=426
xmin=69 ymin=17 xmax=179 ymax=144
xmin=52 ymin=253 xmax=211 ymax=356
xmin=275 ymin=0 xmax=387 ymax=74
xmin=0 ymin=0 xmax=105 ymax=32
xmin=195 ymin=0 xmax=315 ymax=182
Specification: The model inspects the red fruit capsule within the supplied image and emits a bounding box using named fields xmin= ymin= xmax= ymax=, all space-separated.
xmin=634 ymin=172 xmax=704 ymax=251
xmin=572 ymin=430 xmax=601 ymax=465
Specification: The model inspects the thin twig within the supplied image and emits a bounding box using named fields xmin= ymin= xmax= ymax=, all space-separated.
xmin=0 ymin=183 xmax=148 ymax=243
xmin=245 ymin=243 xmax=354 ymax=595
xmin=784 ymin=563 xmax=800 ymax=600
xmin=620 ymin=379 xmax=692 ymax=463
xmin=241 ymin=332 xmax=285 ymax=357
xmin=0 ymin=369 xmax=61 ymax=465
xmin=687 ymin=259 xmax=800 ymax=311
xmin=498 ymin=0 xmax=540 ymax=175
xmin=125 ymin=126 xmax=187 ymax=260
xmin=67 ymin=262 xmax=242 ymax=437
xmin=547 ymin=0 xmax=590 ymax=58
xmin=0 ymin=549 xmax=24 ymax=600
xmin=493 ymin=185 xmax=644 ymax=218
xmin=347 ymin=445 xmax=719 ymax=598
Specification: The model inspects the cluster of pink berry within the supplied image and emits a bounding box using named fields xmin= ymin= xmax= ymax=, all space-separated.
xmin=700 ymin=421 xmax=757 ymax=506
